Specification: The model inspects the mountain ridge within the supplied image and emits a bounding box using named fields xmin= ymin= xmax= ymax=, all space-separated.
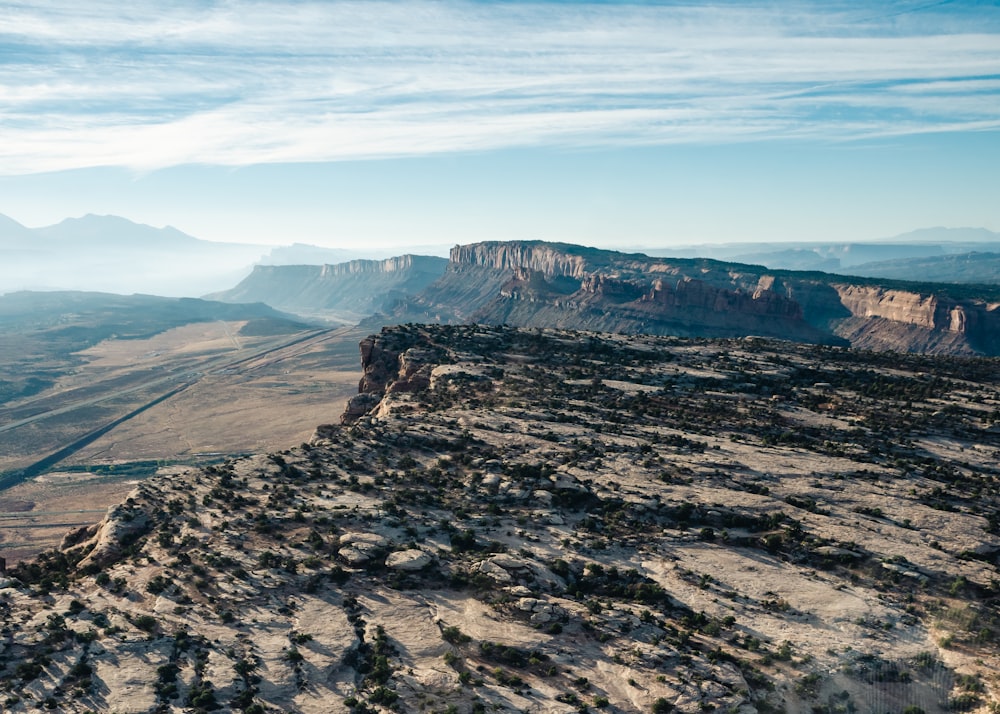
xmin=0 ymin=214 xmax=268 ymax=297
xmin=36 ymin=214 xmax=204 ymax=248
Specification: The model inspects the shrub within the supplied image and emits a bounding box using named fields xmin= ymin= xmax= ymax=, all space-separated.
xmin=134 ymin=615 xmax=158 ymax=633
xmin=442 ymin=625 xmax=471 ymax=645
xmin=369 ymin=686 xmax=398 ymax=706
xmin=949 ymin=693 xmax=980 ymax=711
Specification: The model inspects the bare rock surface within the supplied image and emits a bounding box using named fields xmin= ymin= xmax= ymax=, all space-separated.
xmin=385 ymin=549 xmax=432 ymax=571
xmin=2 ymin=324 xmax=1000 ymax=713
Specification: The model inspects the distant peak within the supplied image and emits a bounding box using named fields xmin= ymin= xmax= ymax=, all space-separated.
xmin=0 ymin=213 xmax=31 ymax=230
xmin=37 ymin=214 xmax=201 ymax=244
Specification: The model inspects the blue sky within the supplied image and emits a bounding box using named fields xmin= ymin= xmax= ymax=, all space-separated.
xmin=1 ymin=0 xmax=999 ymax=250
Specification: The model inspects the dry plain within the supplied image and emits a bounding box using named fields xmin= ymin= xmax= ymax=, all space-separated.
xmin=0 ymin=321 xmax=365 ymax=561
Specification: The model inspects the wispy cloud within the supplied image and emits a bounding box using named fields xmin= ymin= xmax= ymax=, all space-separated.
xmin=1 ymin=0 xmax=998 ymax=174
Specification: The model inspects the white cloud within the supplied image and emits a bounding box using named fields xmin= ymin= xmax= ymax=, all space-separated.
xmin=1 ymin=0 xmax=998 ymax=174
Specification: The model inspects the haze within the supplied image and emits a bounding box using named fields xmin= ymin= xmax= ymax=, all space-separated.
xmin=1 ymin=0 xmax=998 ymax=255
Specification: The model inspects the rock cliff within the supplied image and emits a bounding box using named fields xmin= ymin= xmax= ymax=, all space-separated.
xmin=395 ymin=241 xmax=1000 ymax=355
xmin=209 ymin=255 xmax=448 ymax=323
xmin=341 ymin=329 xmax=439 ymax=423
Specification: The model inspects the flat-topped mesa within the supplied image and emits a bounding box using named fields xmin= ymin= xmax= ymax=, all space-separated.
xmin=450 ymin=240 xmax=634 ymax=279
xmin=424 ymin=240 xmax=1000 ymax=354
xmin=319 ymin=254 xmax=444 ymax=277
xmin=451 ymin=240 xmax=756 ymax=283
xmin=231 ymin=255 xmax=445 ymax=287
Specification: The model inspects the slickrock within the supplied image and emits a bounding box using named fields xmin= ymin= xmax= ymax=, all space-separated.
xmin=385 ymin=550 xmax=432 ymax=571
xmin=1 ymin=324 xmax=999 ymax=713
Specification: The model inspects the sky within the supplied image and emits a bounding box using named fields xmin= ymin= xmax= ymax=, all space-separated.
xmin=1 ymin=0 xmax=999 ymax=251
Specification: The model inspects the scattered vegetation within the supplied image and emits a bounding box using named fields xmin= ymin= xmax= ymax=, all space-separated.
xmin=1 ymin=324 xmax=999 ymax=712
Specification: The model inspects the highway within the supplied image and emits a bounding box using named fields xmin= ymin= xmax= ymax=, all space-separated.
xmin=0 ymin=326 xmax=345 ymax=434
xmin=0 ymin=325 xmax=358 ymax=491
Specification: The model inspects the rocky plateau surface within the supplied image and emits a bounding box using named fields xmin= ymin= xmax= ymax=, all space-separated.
xmin=3 ymin=325 xmax=1000 ymax=713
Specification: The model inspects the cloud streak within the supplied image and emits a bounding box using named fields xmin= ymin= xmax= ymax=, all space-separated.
xmin=1 ymin=0 xmax=999 ymax=174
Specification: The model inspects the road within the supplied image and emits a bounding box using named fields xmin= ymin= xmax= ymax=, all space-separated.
xmin=0 ymin=326 xmax=346 ymax=434
xmin=0 ymin=325 xmax=358 ymax=491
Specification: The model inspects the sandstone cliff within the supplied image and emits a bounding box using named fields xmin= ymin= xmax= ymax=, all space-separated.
xmin=209 ymin=255 xmax=448 ymax=323
xmin=340 ymin=329 xmax=438 ymax=423
xmin=396 ymin=241 xmax=1000 ymax=355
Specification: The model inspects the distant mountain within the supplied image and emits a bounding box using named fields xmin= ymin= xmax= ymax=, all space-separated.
xmin=883 ymin=226 xmax=1000 ymax=243
xmin=36 ymin=214 xmax=203 ymax=249
xmin=258 ymin=242 xmax=451 ymax=266
xmin=649 ymin=228 xmax=1000 ymax=272
xmin=383 ymin=240 xmax=1000 ymax=356
xmin=735 ymin=243 xmax=951 ymax=270
xmin=0 ymin=213 xmax=39 ymax=250
xmin=846 ymin=251 xmax=1000 ymax=284
xmin=0 ymin=214 xmax=269 ymax=297
xmin=208 ymin=255 xmax=449 ymax=323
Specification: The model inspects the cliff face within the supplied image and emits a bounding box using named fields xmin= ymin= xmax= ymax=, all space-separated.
xmin=836 ymin=286 xmax=945 ymax=329
xmin=319 ymin=254 xmax=443 ymax=278
xmin=445 ymin=242 xmax=838 ymax=345
xmin=209 ymin=255 xmax=447 ymax=322
xmin=827 ymin=285 xmax=1000 ymax=354
xmin=341 ymin=327 xmax=439 ymax=423
xmin=450 ymin=241 xmax=619 ymax=278
xmin=406 ymin=241 xmax=1000 ymax=355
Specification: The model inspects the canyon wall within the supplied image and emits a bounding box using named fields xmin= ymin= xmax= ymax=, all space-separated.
xmin=209 ymin=255 xmax=447 ymax=322
xmin=318 ymin=254 xmax=445 ymax=278
xmin=436 ymin=241 xmax=1000 ymax=355
xmin=825 ymin=285 xmax=1000 ymax=354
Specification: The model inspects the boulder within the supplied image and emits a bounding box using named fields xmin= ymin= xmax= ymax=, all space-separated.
xmin=386 ymin=549 xmax=432 ymax=571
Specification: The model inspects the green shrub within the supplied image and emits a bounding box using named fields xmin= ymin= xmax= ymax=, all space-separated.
xmin=134 ymin=615 xmax=158 ymax=633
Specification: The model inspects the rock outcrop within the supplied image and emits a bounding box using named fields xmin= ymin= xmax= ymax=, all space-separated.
xmin=342 ymin=328 xmax=440 ymax=423
xmin=74 ymin=500 xmax=151 ymax=570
